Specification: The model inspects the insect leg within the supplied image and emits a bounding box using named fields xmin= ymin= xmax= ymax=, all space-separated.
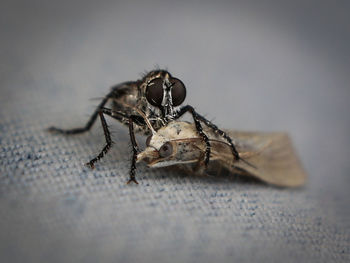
xmin=127 ymin=117 xmax=139 ymax=185
xmin=176 ymin=105 xmax=211 ymax=166
xmin=178 ymin=106 xmax=239 ymax=161
xmin=48 ymin=90 xmax=115 ymax=134
xmin=85 ymin=107 xmax=129 ymax=168
xmin=196 ymin=114 xmax=239 ymax=160
xmin=93 ymin=107 xmax=141 ymax=184
xmin=85 ymin=109 xmax=114 ymax=169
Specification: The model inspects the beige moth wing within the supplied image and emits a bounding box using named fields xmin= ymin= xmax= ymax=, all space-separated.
xmin=208 ymin=130 xmax=307 ymax=187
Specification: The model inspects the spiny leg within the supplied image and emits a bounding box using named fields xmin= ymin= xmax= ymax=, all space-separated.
xmin=99 ymin=108 xmax=141 ymax=184
xmin=177 ymin=105 xmax=211 ymax=166
xmin=85 ymin=110 xmax=113 ymax=169
xmin=195 ymin=113 xmax=239 ymax=160
xmin=127 ymin=117 xmax=139 ymax=185
xmin=47 ymin=90 xmax=115 ymax=134
xmin=178 ymin=105 xmax=239 ymax=161
xmin=86 ymin=107 xmax=129 ymax=168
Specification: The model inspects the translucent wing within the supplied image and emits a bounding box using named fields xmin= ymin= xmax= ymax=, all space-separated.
xmin=209 ymin=130 xmax=307 ymax=187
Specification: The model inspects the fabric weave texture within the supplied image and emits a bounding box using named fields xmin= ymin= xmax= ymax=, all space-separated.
xmin=1 ymin=1 xmax=349 ymax=262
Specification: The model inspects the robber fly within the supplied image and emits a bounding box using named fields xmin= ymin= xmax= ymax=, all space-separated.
xmin=48 ymin=69 xmax=239 ymax=184
xmin=137 ymin=120 xmax=307 ymax=187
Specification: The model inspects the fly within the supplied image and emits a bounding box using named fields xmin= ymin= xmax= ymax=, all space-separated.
xmin=48 ymin=69 xmax=239 ymax=184
xmin=137 ymin=121 xmax=307 ymax=187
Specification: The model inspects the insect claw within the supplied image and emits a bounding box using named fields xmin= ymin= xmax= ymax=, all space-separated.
xmin=85 ymin=162 xmax=95 ymax=169
xmin=126 ymin=178 xmax=139 ymax=185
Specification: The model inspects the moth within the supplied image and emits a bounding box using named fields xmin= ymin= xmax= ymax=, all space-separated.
xmin=137 ymin=120 xmax=307 ymax=187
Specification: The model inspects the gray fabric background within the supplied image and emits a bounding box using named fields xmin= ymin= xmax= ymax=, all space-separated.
xmin=1 ymin=0 xmax=349 ymax=262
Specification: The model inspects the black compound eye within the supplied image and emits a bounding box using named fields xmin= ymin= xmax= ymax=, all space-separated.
xmin=170 ymin=78 xmax=186 ymax=106
xmin=146 ymin=78 xmax=164 ymax=107
xmin=159 ymin=142 xmax=173 ymax=158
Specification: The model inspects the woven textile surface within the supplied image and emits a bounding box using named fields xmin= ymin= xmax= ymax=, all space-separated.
xmin=1 ymin=1 xmax=349 ymax=262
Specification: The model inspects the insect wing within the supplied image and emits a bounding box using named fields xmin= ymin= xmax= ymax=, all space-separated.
xmin=209 ymin=130 xmax=307 ymax=187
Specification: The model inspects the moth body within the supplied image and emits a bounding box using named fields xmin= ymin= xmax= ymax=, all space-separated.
xmin=137 ymin=121 xmax=307 ymax=187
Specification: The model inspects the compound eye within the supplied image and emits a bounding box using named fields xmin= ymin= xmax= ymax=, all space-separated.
xmin=159 ymin=142 xmax=173 ymax=158
xmin=146 ymin=78 xmax=164 ymax=107
xmin=170 ymin=78 xmax=186 ymax=106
